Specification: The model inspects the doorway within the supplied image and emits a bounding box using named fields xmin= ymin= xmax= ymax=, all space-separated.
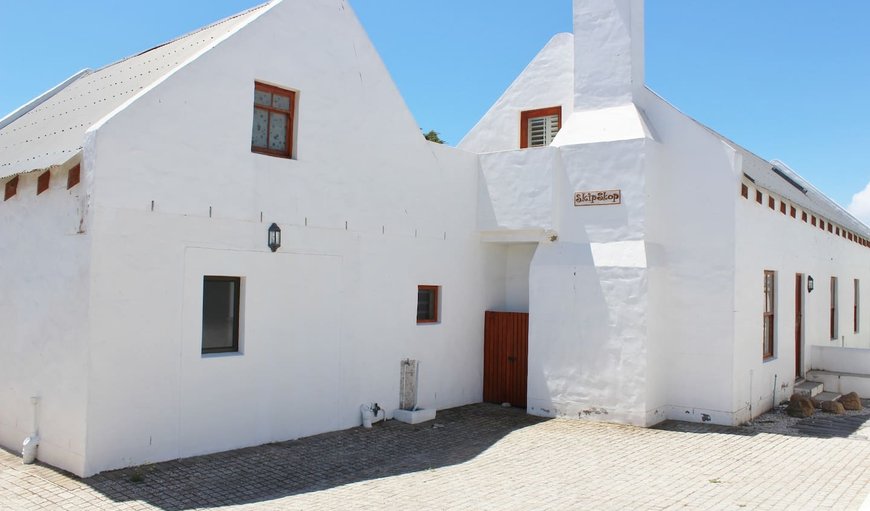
xmin=483 ymin=311 xmax=528 ymax=407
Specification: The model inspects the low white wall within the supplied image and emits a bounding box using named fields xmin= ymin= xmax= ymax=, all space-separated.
xmin=811 ymin=345 xmax=870 ymax=376
xmin=0 ymin=163 xmax=91 ymax=475
xmin=809 ymin=344 xmax=870 ymax=398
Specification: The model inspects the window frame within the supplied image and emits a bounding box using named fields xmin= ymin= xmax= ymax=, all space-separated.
xmin=416 ymin=285 xmax=440 ymax=324
xmin=520 ymin=106 xmax=562 ymax=149
xmin=201 ymin=276 xmax=242 ymax=355
xmin=854 ymin=279 xmax=860 ymax=334
xmin=831 ymin=276 xmax=838 ymax=340
xmin=763 ymin=270 xmax=776 ymax=360
xmin=251 ymin=82 xmax=296 ymax=159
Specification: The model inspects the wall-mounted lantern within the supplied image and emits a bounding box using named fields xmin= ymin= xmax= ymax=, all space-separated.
xmin=807 ymin=276 xmax=814 ymax=293
xmin=268 ymin=223 xmax=281 ymax=252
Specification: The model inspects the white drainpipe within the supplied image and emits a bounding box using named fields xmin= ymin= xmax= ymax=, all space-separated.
xmin=22 ymin=396 xmax=40 ymax=464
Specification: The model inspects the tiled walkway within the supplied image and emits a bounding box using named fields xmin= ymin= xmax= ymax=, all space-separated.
xmin=1 ymin=404 xmax=869 ymax=510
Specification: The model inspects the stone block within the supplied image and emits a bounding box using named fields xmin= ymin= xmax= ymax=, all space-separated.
xmin=837 ymin=392 xmax=863 ymax=411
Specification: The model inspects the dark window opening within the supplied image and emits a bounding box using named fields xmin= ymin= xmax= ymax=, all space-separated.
xmin=202 ymin=276 xmax=241 ymax=354
xmin=417 ymin=285 xmax=440 ymax=324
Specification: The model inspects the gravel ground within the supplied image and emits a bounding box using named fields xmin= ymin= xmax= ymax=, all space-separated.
xmin=738 ymin=398 xmax=870 ymax=438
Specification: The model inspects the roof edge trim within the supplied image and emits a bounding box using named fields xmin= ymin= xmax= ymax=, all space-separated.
xmin=0 ymin=69 xmax=91 ymax=131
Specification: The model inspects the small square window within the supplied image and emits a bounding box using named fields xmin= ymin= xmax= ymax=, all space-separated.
xmin=520 ymin=107 xmax=561 ymax=149
xmin=252 ymin=82 xmax=296 ymax=159
xmin=202 ymin=276 xmax=242 ymax=354
xmin=4 ymin=176 xmax=18 ymax=201
xmin=755 ymin=190 xmax=763 ymax=204
xmin=67 ymin=164 xmax=80 ymax=190
xmin=740 ymin=184 xmax=748 ymax=198
xmin=37 ymin=171 xmax=50 ymax=195
xmin=417 ymin=285 xmax=440 ymax=324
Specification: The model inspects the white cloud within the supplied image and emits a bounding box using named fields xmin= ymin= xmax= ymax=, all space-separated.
xmin=848 ymin=181 xmax=870 ymax=225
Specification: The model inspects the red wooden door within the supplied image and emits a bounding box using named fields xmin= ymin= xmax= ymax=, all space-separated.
xmin=483 ymin=311 xmax=529 ymax=407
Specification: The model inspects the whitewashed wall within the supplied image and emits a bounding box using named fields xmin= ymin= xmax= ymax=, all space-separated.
xmin=734 ymin=169 xmax=870 ymax=421
xmin=639 ymin=90 xmax=741 ymax=425
xmin=0 ymin=161 xmax=91 ymax=475
xmin=76 ymin=0 xmax=504 ymax=476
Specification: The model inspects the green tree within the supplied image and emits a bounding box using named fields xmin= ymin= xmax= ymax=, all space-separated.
xmin=423 ymin=130 xmax=445 ymax=144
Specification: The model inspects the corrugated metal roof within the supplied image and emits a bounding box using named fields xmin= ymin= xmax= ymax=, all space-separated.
xmin=0 ymin=2 xmax=270 ymax=179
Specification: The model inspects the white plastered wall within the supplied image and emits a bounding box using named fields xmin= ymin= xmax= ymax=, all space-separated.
xmin=0 ymin=160 xmax=91 ymax=475
xmin=639 ymin=90 xmax=739 ymax=425
xmin=78 ymin=0 xmax=504 ymax=476
xmin=734 ymin=165 xmax=870 ymax=421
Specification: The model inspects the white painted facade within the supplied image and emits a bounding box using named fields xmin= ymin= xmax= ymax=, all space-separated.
xmin=2 ymin=0 xmax=869 ymax=477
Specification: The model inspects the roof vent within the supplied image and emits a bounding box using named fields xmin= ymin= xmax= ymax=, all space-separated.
xmin=772 ymin=166 xmax=808 ymax=194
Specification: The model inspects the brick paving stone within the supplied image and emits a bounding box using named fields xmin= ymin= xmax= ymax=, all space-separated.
xmin=0 ymin=404 xmax=868 ymax=510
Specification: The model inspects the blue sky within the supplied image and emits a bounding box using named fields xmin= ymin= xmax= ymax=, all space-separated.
xmin=1 ymin=1 xmax=868 ymax=217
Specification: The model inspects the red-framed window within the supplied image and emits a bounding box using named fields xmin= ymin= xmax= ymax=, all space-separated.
xmin=520 ymin=106 xmax=561 ymax=149
xmin=831 ymin=277 xmax=838 ymax=340
xmin=251 ymin=82 xmax=296 ymax=159
xmin=417 ymin=285 xmax=440 ymax=324
xmin=763 ymin=271 xmax=775 ymax=360
xmin=854 ymin=279 xmax=860 ymax=334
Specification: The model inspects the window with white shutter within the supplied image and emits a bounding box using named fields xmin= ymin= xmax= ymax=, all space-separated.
xmin=520 ymin=106 xmax=562 ymax=149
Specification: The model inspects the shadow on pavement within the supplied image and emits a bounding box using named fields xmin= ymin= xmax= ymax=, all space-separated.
xmin=80 ymin=403 xmax=546 ymax=510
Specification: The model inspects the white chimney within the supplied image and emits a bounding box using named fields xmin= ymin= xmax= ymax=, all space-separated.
xmin=573 ymin=0 xmax=644 ymax=111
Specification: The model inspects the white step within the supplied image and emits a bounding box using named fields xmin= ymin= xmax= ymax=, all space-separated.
xmin=815 ymin=391 xmax=842 ymax=403
xmin=794 ymin=380 xmax=824 ymax=397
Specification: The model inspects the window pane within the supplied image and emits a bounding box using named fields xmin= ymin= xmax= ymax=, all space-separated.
xmin=252 ymin=108 xmax=268 ymax=148
xmin=417 ymin=288 xmax=437 ymax=321
xmin=202 ymin=278 xmax=239 ymax=352
xmin=272 ymin=93 xmax=291 ymax=111
xmin=269 ymin=112 xmax=288 ymax=152
xmin=254 ymin=90 xmax=272 ymax=106
xmin=764 ymin=273 xmax=774 ymax=312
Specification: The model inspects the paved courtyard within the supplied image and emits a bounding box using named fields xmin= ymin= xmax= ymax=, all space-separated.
xmin=1 ymin=403 xmax=869 ymax=510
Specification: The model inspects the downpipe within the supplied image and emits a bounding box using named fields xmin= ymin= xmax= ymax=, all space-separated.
xmin=360 ymin=403 xmax=385 ymax=429
xmin=22 ymin=396 xmax=40 ymax=465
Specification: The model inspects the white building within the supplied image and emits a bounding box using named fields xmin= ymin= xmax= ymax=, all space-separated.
xmin=2 ymin=0 xmax=868 ymax=477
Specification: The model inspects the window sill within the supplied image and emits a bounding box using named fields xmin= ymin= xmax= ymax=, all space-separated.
xmin=251 ymin=148 xmax=294 ymax=160
xmin=762 ymin=355 xmax=776 ymax=363
xmin=202 ymin=351 xmax=243 ymax=359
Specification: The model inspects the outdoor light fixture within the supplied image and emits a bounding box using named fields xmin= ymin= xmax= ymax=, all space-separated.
xmin=807 ymin=276 xmax=814 ymax=293
xmin=268 ymin=223 xmax=281 ymax=252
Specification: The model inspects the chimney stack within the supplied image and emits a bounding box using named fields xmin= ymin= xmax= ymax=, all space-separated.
xmin=573 ymin=0 xmax=644 ymax=111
